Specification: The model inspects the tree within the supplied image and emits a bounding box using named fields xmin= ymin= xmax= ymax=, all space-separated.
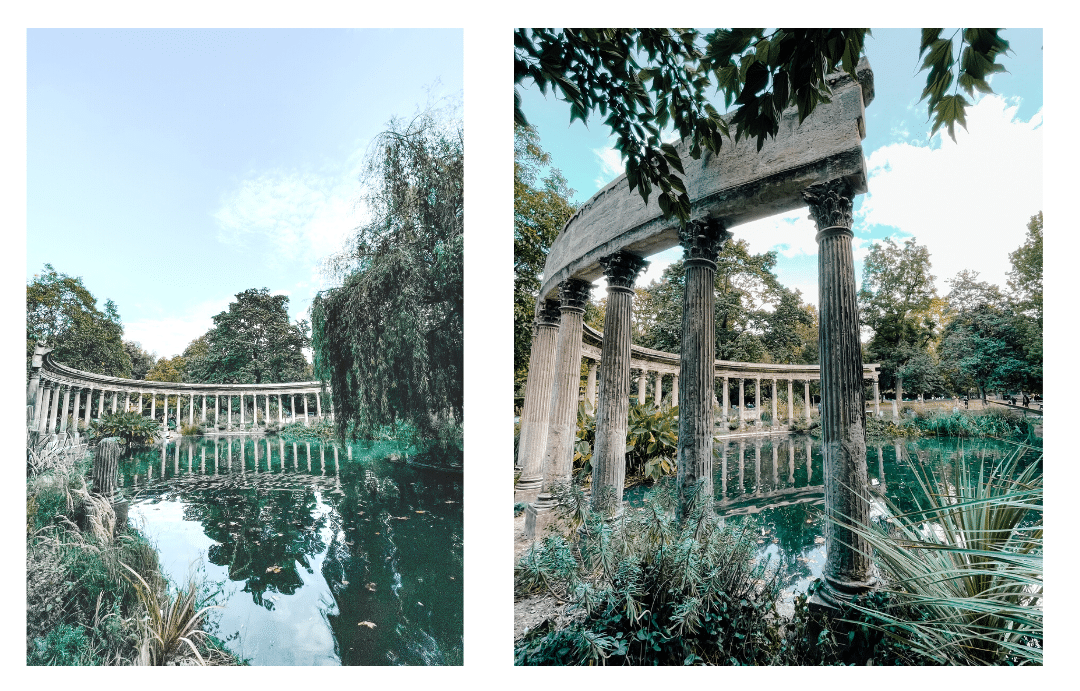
xmin=1007 ymin=211 xmax=1042 ymax=321
xmin=26 ymin=264 xmax=132 ymax=377
xmin=191 ymin=288 xmax=311 ymax=385
xmin=514 ymin=125 xmax=578 ymax=385
xmin=312 ymin=101 xmax=463 ymax=440
xmin=858 ymin=237 xmax=940 ymax=402
xmin=124 ymin=341 xmax=157 ymax=380
xmin=515 ymin=28 xmax=1010 ymax=222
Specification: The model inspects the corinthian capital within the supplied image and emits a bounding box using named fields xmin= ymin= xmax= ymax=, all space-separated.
xmin=803 ymin=178 xmax=855 ymax=231
xmin=558 ymin=278 xmax=593 ymax=312
xmin=678 ymin=217 xmax=730 ymax=262
xmin=599 ymin=250 xmax=648 ymax=291
xmin=535 ymin=299 xmax=562 ymax=327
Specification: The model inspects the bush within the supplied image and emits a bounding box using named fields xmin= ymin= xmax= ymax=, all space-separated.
xmin=88 ymin=412 xmax=160 ymax=447
xmin=514 ymin=482 xmax=784 ymax=665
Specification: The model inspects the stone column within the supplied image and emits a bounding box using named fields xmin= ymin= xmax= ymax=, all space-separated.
xmin=277 ymin=394 xmax=283 ymax=424
xmin=676 ymin=218 xmax=730 ymax=517
xmin=788 ymin=379 xmax=795 ymax=425
xmin=59 ymin=386 xmax=72 ymax=433
xmin=268 ymin=394 xmax=274 ymax=426
xmin=290 ymin=394 xmax=296 ymax=423
xmin=636 ymin=369 xmax=647 ymax=406
xmin=653 ymin=371 xmax=663 ymax=408
xmin=315 ymin=391 xmax=321 ymax=420
xmin=111 ymin=390 xmax=118 ymax=415
xmin=771 ymin=378 xmax=779 ymax=430
xmin=240 ymin=394 xmax=245 ymax=426
xmin=85 ymin=388 xmax=94 ymax=427
xmin=38 ymin=384 xmax=52 ymax=433
xmin=518 ymin=300 xmax=562 ymax=490
xmin=150 ymin=393 xmax=157 ymax=421
xmin=534 ymin=278 xmax=591 ymax=511
xmin=189 ymin=393 xmax=195 ymax=427
xmin=26 ymin=345 xmax=46 ymax=427
xmin=47 ymin=383 xmax=61 ymax=434
xmin=214 ymin=395 xmax=219 ymax=428
xmin=804 ymin=178 xmax=875 ymax=609
xmin=583 ymin=360 xmax=597 ymax=412
xmin=227 ymin=395 xmax=233 ymax=429
xmin=738 ymin=378 xmax=745 ymax=429
xmin=754 ymin=376 xmax=761 ymax=427
xmin=805 ymin=379 xmax=812 ymax=423
xmin=97 ymin=389 xmax=105 ymax=419
xmin=671 ymin=373 xmax=679 ymax=408
xmin=873 ymin=380 xmax=881 ymax=417
xmin=163 ymin=397 xmax=169 ymax=431
xmin=303 ymin=394 xmax=309 ymax=426
xmin=722 ymin=376 xmax=729 ymax=421
xmin=591 ymin=250 xmax=647 ymax=515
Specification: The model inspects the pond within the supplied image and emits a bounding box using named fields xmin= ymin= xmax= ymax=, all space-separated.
xmin=625 ymin=434 xmax=1041 ymax=612
xmin=119 ymin=435 xmax=463 ymax=665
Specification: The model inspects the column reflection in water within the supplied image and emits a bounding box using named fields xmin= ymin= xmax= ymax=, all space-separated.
xmin=188 ymin=446 xmax=193 ymax=474
xmin=805 ymin=439 xmax=813 ymax=484
xmin=279 ymin=439 xmax=286 ymax=472
xmin=753 ymin=439 xmax=761 ymax=494
xmin=306 ymin=443 xmax=312 ymax=472
xmin=788 ymin=439 xmax=796 ymax=485
xmin=253 ymin=438 xmax=259 ymax=474
xmin=320 ymin=446 xmax=326 ymax=475
xmin=240 ymin=439 xmax=246 ymax=474
xmin=738 ymin=441 xmax=745 ymax=494
xmin=200 ymin=447 xmax=206 ymax=474
xmin=772 ymin=442 xmax=779 ymax=488
xmin=877 ymin=446 xmax=885 ymax=489
xmin=719 ymin=441 xmax=728 ymax=498
xmin=293 ymin=442 xmax=299 ymax=471
xmin=266 ymin=439 xmax=273 ymax=472
xmin=214 ymin=442 xmax=219 ymax=474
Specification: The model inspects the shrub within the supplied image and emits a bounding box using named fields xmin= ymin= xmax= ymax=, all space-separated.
xmin=514 ymin=482 xmax=784 ymax=665
xmin=625 ymin=403 xmax=677 ymax=481
xmin=89 ymin=411 xmax=160 ymax=447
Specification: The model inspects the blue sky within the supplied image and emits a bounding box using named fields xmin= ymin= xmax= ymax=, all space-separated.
xmin=517 ymin=28 xmax=1043 ymax=307
xmin=27 ymin=28 xmax=463 ymax=359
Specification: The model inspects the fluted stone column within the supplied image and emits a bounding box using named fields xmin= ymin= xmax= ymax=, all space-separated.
xmin=290 ymin=395 xmax=296 ymax=424
xmin=676 ymin=218 xmax=730 ymax=517
xmin=189 ymin=393 xmax=195 ymax=427
xmin=58 ymin=386 xmax=72 ymax=433
xmin=671 ymin=373 xmax=679 ymax=408
xmin=228 ymin=395 xmax=233 ymax=429
xmin=303 ymin=394 xmax=309 ymax=426
xmin=533 ymin=278 xmax=591 ymax=514
xmin=873 ymin=380 xmax=881 ymax=417
xmin=98 ymin=389 xmax=105 ymax=419
xmin=636 ymin=369 xmax=647 ymax=405
xmin=583 ymin=360 xmax=597 ymax=411
xmin=150 ymin=393 xmax=157 ymax=421
xmin=754 ymin=376 xmax=761 ymax=427
xmin=240 ymin=394 xmax=246 ymax=426
xmin=722 ymin=376 xmax=729 ymax=421
xmin=591 ymin=251 xmax=647 ymax=514
xmin=163 ymin=397 xmax=169 ymax=431
xmin=85 ymin=388 xmax=94 ymax=427
xmin=738 ymin=378 xmax=745 ymax=429
xmin=278 ymin=394 xmax=283 ymax=424
xmin=804 ymin=178 xmax=875 ymax=610
xmin=805 ymin=380 xmax=812 ymax=423
xmin=47 ymin=383 xmax=60 ymax=434
xmin=518 ymin=300 xmax=563 ymax=490
xmin=772 ymin=378 xmax=779 ymax=430
xmin=214 ymin=395 xmax=219 ymax=428
xmin=111 ymin=390 xmax=117 ymax=415
xmin=788 ymin=379 xmax=795 ymax=425
xmin=653 ymin=371 xmax=662 ymax=408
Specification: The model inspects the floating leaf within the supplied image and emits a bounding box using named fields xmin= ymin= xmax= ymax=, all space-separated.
xmin=358 ymin=621 xmax=377 ymax=628
xmin=366 ymin=582 xmax=377 ymax=592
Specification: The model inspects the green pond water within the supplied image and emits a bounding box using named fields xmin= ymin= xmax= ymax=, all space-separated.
xmin=119 ymin=435 xmax=462 ymax=665
xmin=625 ymin=435 xmax=1041 ymax=611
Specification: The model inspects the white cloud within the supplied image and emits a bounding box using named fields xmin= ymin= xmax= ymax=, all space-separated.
xmin=213 ymin=154 xmax=368 ymax=271
xmin=858 ymin=94 xmax=1042 ymax=294
xmin=124 ymin=296 xmax=233 ymax=358
xmin=592 ymin=142 xmax=624 ymax=190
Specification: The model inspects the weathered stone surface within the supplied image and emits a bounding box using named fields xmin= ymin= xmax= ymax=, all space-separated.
xmin=516 ymin=300 xmax=562 ymax=493
xmin=539 ymin=60 xmax=874 ymax=303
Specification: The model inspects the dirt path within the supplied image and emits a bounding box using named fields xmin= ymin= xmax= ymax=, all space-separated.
xmin=512 ymin=511 xmax=573 ymax=642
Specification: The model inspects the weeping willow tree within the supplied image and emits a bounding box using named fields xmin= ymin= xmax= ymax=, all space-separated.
xmin=312 ymin=101 xmax=463 ymax=443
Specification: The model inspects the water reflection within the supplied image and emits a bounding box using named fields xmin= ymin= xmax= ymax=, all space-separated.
xmin=625 ymin=435 xmax=1039 ymax=612
xmin=121 ymin=435 xmax=463 ymax=666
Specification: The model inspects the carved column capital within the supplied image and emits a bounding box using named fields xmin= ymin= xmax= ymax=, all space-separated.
xmin=599 ymin=250 xmax=648 ymax=293
xmin=535 ymin=298 xmax=562 ymax=328
xmin=803 ymin=178 xmax=855 ymax=232
xmin=678 ymin=217 xmax=731 ymax=264
xmin=558 ymin=278 xmax=592 ymax=313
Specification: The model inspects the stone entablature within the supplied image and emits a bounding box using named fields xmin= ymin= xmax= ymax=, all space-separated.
xmin=538 ymin=59 xmax=874 ymax=305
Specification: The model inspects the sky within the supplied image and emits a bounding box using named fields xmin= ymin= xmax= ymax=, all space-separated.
xmin=26 ymin=28 xmax=463 ymax=360
xmin=517 ymin=28 xmax=1043 ymax=309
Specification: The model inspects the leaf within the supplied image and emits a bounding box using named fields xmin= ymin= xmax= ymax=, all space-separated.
xmin=358 ymin=621 xmax=377 ymax=628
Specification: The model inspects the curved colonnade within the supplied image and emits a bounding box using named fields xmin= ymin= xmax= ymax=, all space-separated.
xmin=577 ymin=322 xmax=881 ymax=425
xmin=27 ymin=345 xmax=330 ymax=437
xmin=518 ymin=59 xmax=878 ymax=611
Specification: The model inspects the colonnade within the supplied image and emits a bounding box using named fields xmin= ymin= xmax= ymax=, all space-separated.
xmin=26 ymin=346 xmax=332 ymax=438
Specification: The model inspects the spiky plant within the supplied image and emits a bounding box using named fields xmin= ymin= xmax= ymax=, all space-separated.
xmin=836 ymin=446 xmax=1042 ymax=665
xmin=121 ymin=564 xmax=221 ymax=666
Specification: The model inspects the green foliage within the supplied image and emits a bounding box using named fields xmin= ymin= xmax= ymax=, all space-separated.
xmin=123 ymin=341 xmax=157 ymax=380
xmin=918 ymin=29 xmax=1011 ymax=141
xmin=571 ymin=402 xmax=596 ymax=479
xmin=279 ymin=418 xmax=336 ymax=442
xmin=27 ymin=623 xmax=94 ymax=666
xmin=188 ymin=288 xmax=311 ymax=385
xmin=515 ymin=29 xmax=872 ymax=222
xmin=514 ymin=483 xmax=785 ymax=665
xmin=514 ymin=125 xmax=578 ymax=385
xmin=26 ymin=264 xmax=132 ymax=377
xmin=313 ymin=101 xmax=462 ymax=440
xmin=835 ymin=446 xmax=1042 ymax=664
xmin=88 ymin=412 xmax=160 ymax=447
xmin=625 ymin=404 xmax=678 ymax=481
xmin=635 ymin=239 xmax=816 ymax=364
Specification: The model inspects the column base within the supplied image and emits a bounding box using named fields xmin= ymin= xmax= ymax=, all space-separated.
xmin=523 ymin=496 xmax=557 ymax=541
xmin=808 ymin=575 xmax=878 ymax=614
